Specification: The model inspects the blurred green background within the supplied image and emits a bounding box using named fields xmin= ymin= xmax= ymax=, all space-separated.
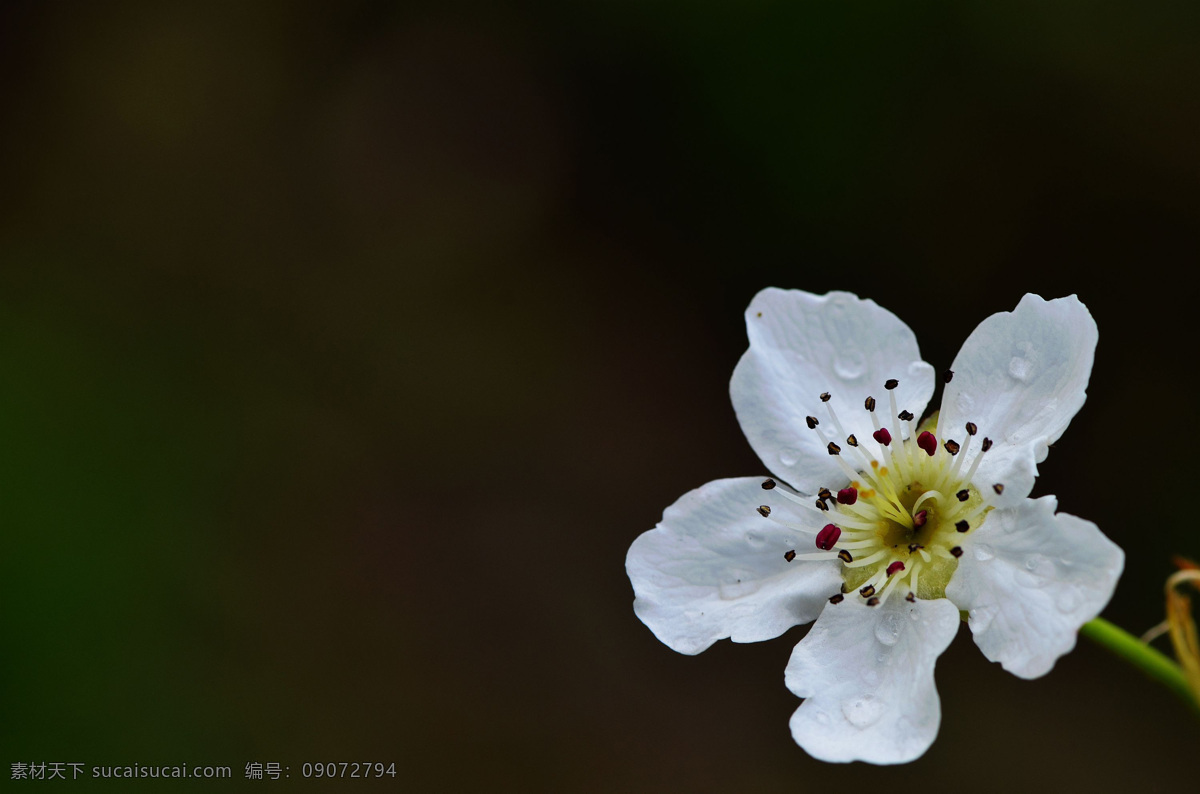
xmin=1 ymin=1 xmax=1197 ymax=790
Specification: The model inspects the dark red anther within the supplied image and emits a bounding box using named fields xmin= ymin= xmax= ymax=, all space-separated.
xmin=917 ymin=431 xmax=937 ymax=456
xmin=836 ymin=487 xmax=858 ymax=506
xmin=815 ymin=524 xmax=842 ymax=551
xmin=886 ymin=561 xmax=905 ymax=577
xmin=872 ymin=427 xmax=892 ymax=446
xmin=912 ymin=509 xmax=928 ymax=527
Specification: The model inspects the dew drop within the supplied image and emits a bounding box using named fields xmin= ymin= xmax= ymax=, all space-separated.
xmin=842 ymin=694 xmax=885 ymax=728
xmin=969 ymin=604 xmax=995 ymax=633
xmin=834 ymin=350 xmax=867 ymax=380
xmin=779 ymin=447 xmax=800 ymax=467
xmin=1056 ymin=588 xmax=1082 ymax=614
xmin=874 ymin=612 xmax=904 ymax=646
xmin=745 ymin=530 xmax=768 ymax=550
xmin=1008 ymin=356 xmax=1031 ymax=381
xmin=973 ymin=544 xmax=994 ymax=561
xmin=718 ymin=570 xmax=761 ymax=600
xmin=1015 ymin=553 xmax=1053 ymax=588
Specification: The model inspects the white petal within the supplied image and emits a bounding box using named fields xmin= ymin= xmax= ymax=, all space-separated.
xmin=626 ymin=477 xmax=842 ymax=655
xmin=945 ymin=496 xmax=1123 ymax=679
xmin=784 ymin=596 xmax=960 ymax=764
xmin=731 ymin=289 xmax=935 ymax=494
xmin=940 ymin=294 xmax=1097 ymax=504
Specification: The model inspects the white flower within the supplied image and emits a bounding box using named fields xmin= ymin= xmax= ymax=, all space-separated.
xmin=625 ymin=289 xmax=1124 ymax=764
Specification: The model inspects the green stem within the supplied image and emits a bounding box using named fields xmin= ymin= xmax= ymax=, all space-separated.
xmin=1081 ymin=617 xmax=1199 ymax=713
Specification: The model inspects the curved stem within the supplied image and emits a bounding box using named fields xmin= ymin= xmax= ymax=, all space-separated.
xmin=1081 ymin=617 xmax=1199 ymax=714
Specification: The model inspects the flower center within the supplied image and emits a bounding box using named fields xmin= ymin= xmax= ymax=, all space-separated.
xmin=758 ymin=376 xmax=1004 ymax=607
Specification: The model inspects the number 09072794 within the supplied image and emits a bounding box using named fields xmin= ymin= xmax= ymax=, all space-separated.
xmin=301 ymin=762 xmax=396 ymax=778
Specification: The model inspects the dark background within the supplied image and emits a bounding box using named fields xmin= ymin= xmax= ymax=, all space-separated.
xmin=0 ymin=1 xmax=1196 ymax=791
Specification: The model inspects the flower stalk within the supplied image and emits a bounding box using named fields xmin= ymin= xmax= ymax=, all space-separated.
xmin=1080 ymin=616 xmax=1199 ymax=714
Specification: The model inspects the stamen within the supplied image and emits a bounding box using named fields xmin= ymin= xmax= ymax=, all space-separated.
xmin=806 ymin=415 xmax=819 ymax=429
xmin=827 ymin=442 xmax=841 ymax=456
xmin=836 ymin=487 xmax=858 ymax=505
xmin=916 ymin=430 xmax=937 ymax=456
xmin=838 ymin=549 xmax=854 ymax=563
xmin=818 ymin=487 xmax=833 ymax=501
xmin=910 ymin=490 xmax=943 ymax=514
xmin=956 ymin=489 xmax=970 ymax=502
xmin=864 ymin=396 xmax=876 ymax=412
xmin=872 ymin=428 xmax=892 ymax=446
xmin=943 ymin=370 xmax=954 ymax=383
xmin=961 ymin=436 xmax=991 ymax=483
xmin=843 ymin=549 xmax=888 ymax=568
xmin=912 ymin=509 xmax=928 ymax=527
xmin=993 ymin=483 xmax=1005 ymax=495
xmin=846 ymin=434 xmax=858 ymax=447
xmin=965 ymin=422 xmax=977 ymax=436
xmin=886 ymin=561 xmax=905 ymax=576
xmin=950 ymin=546 xmax=964 ymax=558
xmin=757 ymin=505 xmax=771 ymax=517
xmin=898 ymin=410 xmax=915 ymax=422
xmin=815 ymin=524 xmax=842 ymax=550
xmin=761 ymin=478 xmax=776 ymax=490
xmin=943 ymin=439 xmax=960 ymax=456
xmin=784 ymin=550 xmax=796 ymax=562
xmin=956 ymin=520 xmax=969 ymax=532
xmin=814 ymin=499 xmax=828 ymax=511
xmin=820 ymin=392 xmax=831 ymax=402
xmin=906 ymin=592 xmax=916 ymax=602
xmin=860 ymin=584 xmax=876 ymax=597
xmin=829 ymin=593 xmax=844 ymax=604
xmin=884 ymin=379 xmax=899 ymax=390
xmin=886 ymin=386 xmax=911 ymax=480
xmin=907 ymin=543 xmax=923 ymax=553
xmin=866 ymin=597 xmax=880 ymax=606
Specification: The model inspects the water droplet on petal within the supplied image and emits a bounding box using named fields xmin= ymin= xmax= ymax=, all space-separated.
xmin=842 ymin=694 xmax=885 ymax=728
xmin=779 ymin=447 xmax=800 ymax=467
xmin=1008 ymin=356 xmax=1031 ymax=381
xmin=1056 ymin=588 xmax=1082 ymax=614
xmin=973 ymin=544 xmax=994 ymax=561
xmin=874 ymin=612 xmax=904 ymax=646
xmin=745 ymin=530 xmax=768 ymax=549
xmin=834 ymin=350 xmax=867 ymax=380
xmin=1015 ymin=554 xmax=1053 ymax=588
xmin=718 ymin=570 xmax=762 ymax=600
xmin=969 ymin=604 xmax=996 ymax=633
